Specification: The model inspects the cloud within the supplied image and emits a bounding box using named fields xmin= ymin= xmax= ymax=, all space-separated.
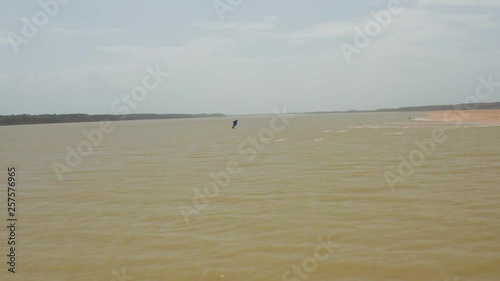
xmin=191 ymin=21 xmax=277 ymax=32
xmin=417 ymin=0 xmax=500 ymax=7
xmin=3 ymin=3 xmax=500 ymax=114
xmin=47 ymin=27 xmax=124 ymax=37
xmin=190 ymin=5 xmax=498 ymax=47
xmin=436 ymin=14 xmax=499 ymax=28
xmin=100 ymin=7 xmax=500 ymax=65
xmin=282 ymin=21 xmax=356 ymax=40
xmin=0 ymin=29 xmax=12 ymax=45
xmin=191 ymin=18 xmax=365 ymax=43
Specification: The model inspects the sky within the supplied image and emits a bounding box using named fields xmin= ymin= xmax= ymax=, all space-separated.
xmin=1 ymin=0 xmax=500 ymax=115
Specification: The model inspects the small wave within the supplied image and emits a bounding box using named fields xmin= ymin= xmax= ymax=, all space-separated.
xmin=351 ymin=125 xmax=398 ymax=129
xmin=314 ymin=138 xmax=324 ymax=141
xmin=274 ymin=138 xmax=286 ymax=142
xmin=389 ymin=132 xmax=404 ymax=135
xmin=336 ymin=130 xmax=347 ymax=133
xmin=413 ymin=117 xmax=430 ymax=121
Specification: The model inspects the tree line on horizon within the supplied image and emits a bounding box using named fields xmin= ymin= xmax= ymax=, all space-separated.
xmin=0 ymin=113 xmax=226 ymax=126
xmin=2 ymin=101 xmax=500 ymax=126
xmin=308 ymin=102 xmax=500 ymax=114
xmin=374 ymin=101 xmax=500 ymax=112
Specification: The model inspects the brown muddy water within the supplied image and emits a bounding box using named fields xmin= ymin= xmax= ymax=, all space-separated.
xmin=0 ymin=112 xmax=499 ymax=281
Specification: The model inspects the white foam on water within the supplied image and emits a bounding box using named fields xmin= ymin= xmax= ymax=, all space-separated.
xmin=352 ymin=125 xmax=402 ymax=129
xmin=414 ymin=117 xmax=431 ymax=121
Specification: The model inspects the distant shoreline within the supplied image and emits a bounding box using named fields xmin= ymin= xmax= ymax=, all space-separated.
xmin=303 ymin=101 xmax=500 ymax=115
xmin=2 ymin=101 xmax=500 ymax=126
xmin=422 ymin=109 xmax=500 ymax=124
xmin=0 ymin=113 xmax=225 ymax=127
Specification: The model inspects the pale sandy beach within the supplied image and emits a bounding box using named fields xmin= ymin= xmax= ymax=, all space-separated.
xmin=425 ymin=109 xmax=500 ymax=124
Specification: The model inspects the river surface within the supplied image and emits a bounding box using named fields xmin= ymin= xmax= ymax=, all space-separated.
xmin=0 ymin=112 xmax=499 ymax=281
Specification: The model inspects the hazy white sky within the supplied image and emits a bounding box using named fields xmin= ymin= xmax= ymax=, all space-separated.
xmin=1 ymin=0 xmax=499 ymax=115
